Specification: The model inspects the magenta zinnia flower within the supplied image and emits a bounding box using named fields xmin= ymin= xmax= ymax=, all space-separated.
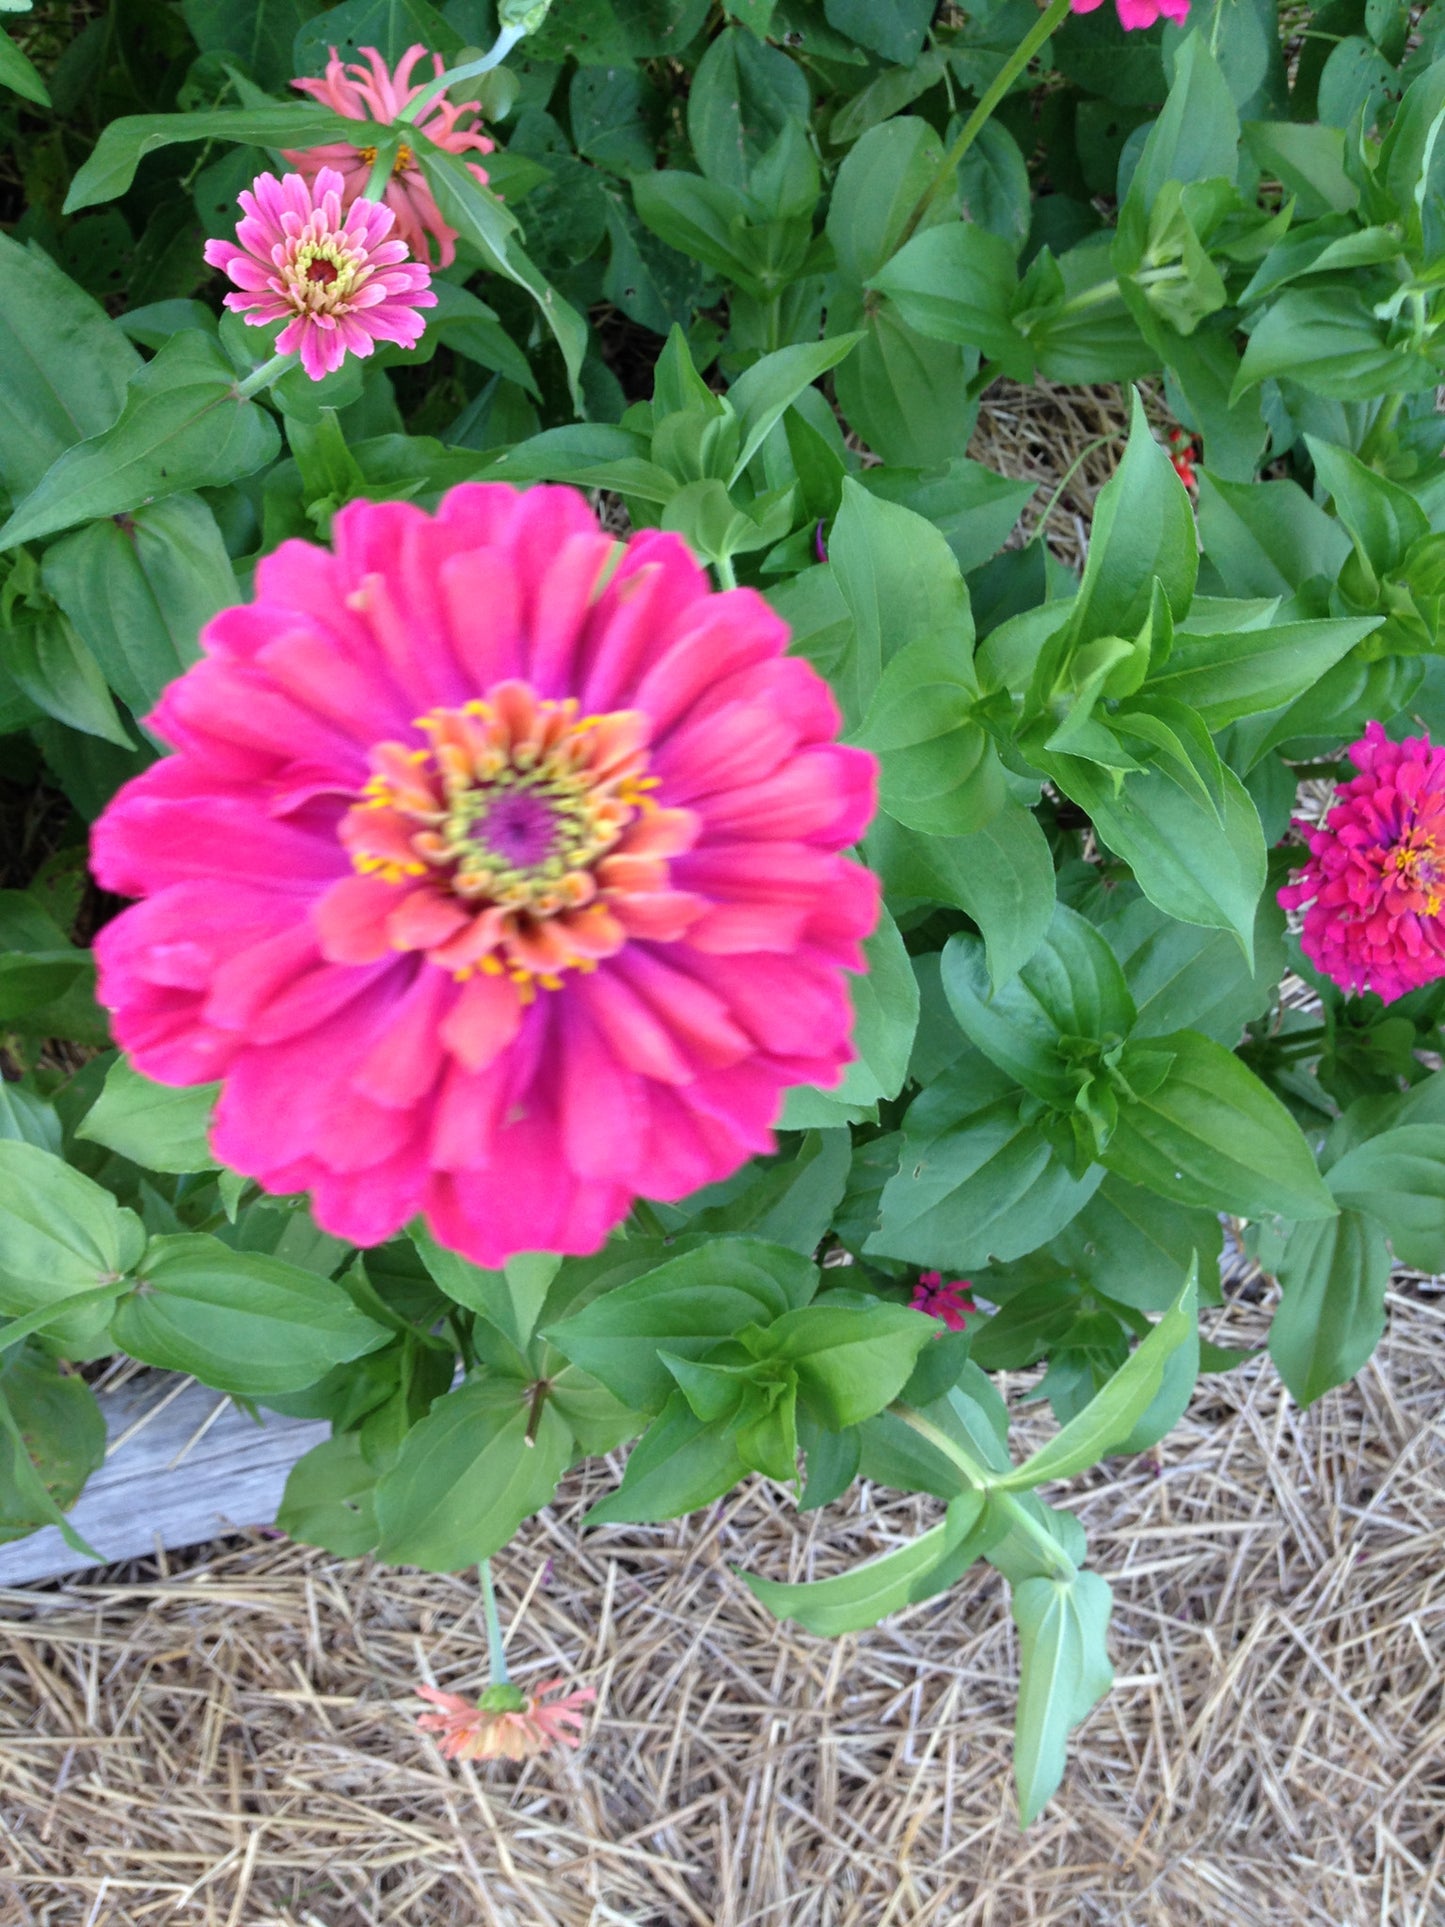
xmin=285 ymin=43 xmax=494 ymax=268
xmin=417 ymin=1678 xmax=596 ymax=1761
xmin=1279 ymin=721 xmax=1445 ymax=1003
xmin=1070 ymin=0 xmax=1188 ymax=27
xmin=91 ymin=485 xmax=878 ymax=1266
xmin=910 ymin=1271 xmax=976 ymax=1332
xmin=203 ymin=168 xmax=435 ymax=382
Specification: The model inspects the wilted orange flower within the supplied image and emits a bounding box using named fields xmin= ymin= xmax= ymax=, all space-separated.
xmin=416 ymin=1678 xmax=596 ymax=1761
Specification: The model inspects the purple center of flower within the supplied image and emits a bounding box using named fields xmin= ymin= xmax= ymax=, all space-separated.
xmin=469 ymin=789 xmax=560 ymax=871
xmin=308 ymin=258 xmax=339 ymax=285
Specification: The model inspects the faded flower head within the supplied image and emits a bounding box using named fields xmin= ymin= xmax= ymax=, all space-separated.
xmin=286 ymin=43 xmax=494 ymax=267
xmin=1279 ymin=721 xmax=1445 ymax=1003
xmin=90 ymin=483 xmax=877 ymax=1268
xmin=417 ymin=1678 xmax=596 ymax=1761
xmin=1069 ymin=0 xmax=1189 ymax=27
xmin=203 ymin=167 xmax=435 ymax=381
xmin=911 ymin=1271 xmax=976 ymax=1332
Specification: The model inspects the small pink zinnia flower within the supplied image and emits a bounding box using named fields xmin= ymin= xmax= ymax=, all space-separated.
xmin=1168 ymin=428 xmax=1198 ymax=491
xmin=90 ymin=484 xmax=878 ymax=1267
xmin=1279 ymin=721 xmax=1445 ymax=1003
xmin=911 ymin=1271 xmax=976 ymax=1332
xmin=417 ymin=1679 xmax=596 ymax=1761
xmin=1069 ymin=0 xmax=1189 ymax=27
xmin=285 ymin=43 xmax=494 ymax=268
xmin=203 ymin=168 xmax=435 ymax=382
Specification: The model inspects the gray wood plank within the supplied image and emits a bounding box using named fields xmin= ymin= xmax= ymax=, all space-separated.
xmin=0 ymin=1372 xmax=328 ymax=1587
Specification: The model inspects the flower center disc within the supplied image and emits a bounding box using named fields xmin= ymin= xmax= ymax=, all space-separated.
xmin=1387 ymin=828 xmax=1443 ymax=914
xmin=340 ymin=680 xmax=671 ymax=991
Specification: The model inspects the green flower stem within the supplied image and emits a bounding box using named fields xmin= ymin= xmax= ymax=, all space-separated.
xmin=235 ymin=351 xmax=300 ymax=400
xmin=398 ymin=22 xmax=529 ymax=126
xmin=363 ymin=143 xmax=400 ymax=200
xmin=894 ymin=1404 xmax=1079 ymax=1583
xmin=0 ymin=1278 xmax=132 ymax=1358
xmin=714 ymin=554 xmax=739 ymax=591
xmin=902 ymin=0 xmax=1075 ymax=244
xmin=481 ymin=1558 xmax=510 ymax=1686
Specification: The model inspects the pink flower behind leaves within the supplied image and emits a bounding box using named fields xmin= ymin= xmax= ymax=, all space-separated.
xmin=90 ymin=484 xmax=878 ymax=1269
xmin=417 ymin=1679 xmax=596 ymax=1762
xmin=1279 ymin=721 xmax=1445 ymax=1003
xmin=286 ymin=43 xmax=494 ymax=268
xmin=1069 ymin=0 xmax=1189 ymax=27
xmin=911 ymin=1271 xmax=976 ymax=1332
xmin=203 ymin=168 xmax=435 ymax=381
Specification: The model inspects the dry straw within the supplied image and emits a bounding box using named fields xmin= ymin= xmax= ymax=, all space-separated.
xmin=1 ymin=1263 xmax=1442 ymax=1926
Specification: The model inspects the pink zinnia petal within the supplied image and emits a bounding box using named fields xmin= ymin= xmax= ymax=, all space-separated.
xmin=206 ymin=168 xmax=435 ymax=383
xmin=1278 ymin=722 xmax=1445 ymax=1004
xmin=284 ymin=43 xmax=495 ymax=267
xmin=91 ymin=484 xmax=881 ymax=1269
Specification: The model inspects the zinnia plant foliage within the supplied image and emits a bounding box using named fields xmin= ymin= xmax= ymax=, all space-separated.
xmin=3 ymin=0 xmax=1445 ymax=1827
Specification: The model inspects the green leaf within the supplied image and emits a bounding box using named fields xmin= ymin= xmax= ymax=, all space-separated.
xmin=1306 ymin=436 xmax=1431 ymax=575
xmin=1325 ymin=1124 xmax=1445 ymax=1272
xmin=0 ymin=28 xmax=48 ymax=109
xmin=1143 ymin=615 xmax=1379 ymax=728
xmin=832 ymin=298 xmax=981 ymax=469
xmin=996 ymin=1268 xmax=1196 ymax=1491
xmin=1042 ymin=738 xmax=1264 ymax=961
xmin=3 ymin=613 xmax=130 ymax=746
xmin=41 ymin=494 xmax=236 ymax=718
xmin=413 ymin=141 xmax=589 ymax=409
xmin=783 ymin=906 xmax=919 ymax=1129
xmin=0 ymin=1141 xmax=146 ymax=1349
xmin=584 ymin=1389 xmax=748 ymax=1525
xmin=870 ymin=1056 xmax=1103 ymax=1269
xmin=410 ymin=1224 xmax=560 ymax=1350
xmin=827 ymin=118 xmax=943 ymax=285
xmin=1011 ymin=1569 xmax=1114 ymax=1825
xmin=1234 ymin=286 xmax=1435 ymax=402
xmin=0 ymin=1080 xmax=61 ymax=1155
xmin=1105 ymin=891 xmax=1282 ymax=1047
xmin=374 ymin=1375 xmax=572 ymax=1568
xmin=1049 ymin=1174 xmax=1222 ymax=1313
xmin=1196 ymin=472 xmax=1350 ymax=599
xmin=77 ymin=1055 xmax=218 ymax=1173
xmin=0 ymin=1344 xmax=105 ymax=1539
xmin=687 ymin=24 xmax=809 ymax=194
xmin=1241 ymin=123 xmax=1356 ymax=218
xmin=1128 ymin=30 xmax=1239 ymax=211
xmin=113 ymin=1234 xmax=391 ymax=1397
xmin=544 ymin=1238 xmax=817 ymax=1411
xmin=276 ymin=1431 xmax=379 ymax=1559
xmin=674 ymin=1130 xmax=852 ymax=1255
xmin=870 ymin=805 xmax=1056 ymax=990
xmin=726 ymin=335 xmax=862 ymax=485
xmin=0 ymin=231 xmax=141 ymax=500
xmin=0 ymin=333 xmax=281 ymax=550
xmin=824 ymin=0 xmax=934 ymax=65
xmin=827 ymin=474 xmax=971 ymax=725
xmin=1070 ymin=390 xmax=1198 ymax=644
xmin=571 ymin=64 xmax=659 ymax=175
xmin=860 ymin=458 xmax=1034 ymax=574
xmin=757 ymin=1299 xmax=935 ymax=1428
xmin=1103 ymin=1030 xmax=1337 ymax=1222
xmin=869 ymin=223 xmax=1030 ymax=377
xmin=941 ymin=903 xmax=1136 ymax=1107
xmin=1269 ymin=1210 xmax=1390 ymax=1406
xmin=631 ymin=169 xmax=759 ymax=286
xmin=64 ymin=105 xmax=392 ymax=213
xmin=486 ymin=424 xmax=677 ymax=502
xmin=858 ymin=628 xmax=1014 ymax=839
xmin=743 ymin=1489 xmax=985 ymax=1634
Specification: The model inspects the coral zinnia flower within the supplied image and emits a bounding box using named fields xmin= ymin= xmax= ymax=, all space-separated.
xmin=1279 ymin=721 xmax=1445 ymax=1003
xmin=417 ymin=1679 xmax=596 ymax=1761
xmin=1070 ymin=0 xmax=1189 ymax=26
xmin=203 ymin=168 xmax=435 ymax=382
xmin=285 ymin=43 xmax=494 ymax=268
xmin=910 ymin=1271 xmax=976 ymax=1331
xmin=91 ymin=485 xmax=878 ymax=1266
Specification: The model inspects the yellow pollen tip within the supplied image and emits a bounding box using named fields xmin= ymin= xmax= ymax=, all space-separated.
xmin=480 ymin=955 xmax=504 ymax=976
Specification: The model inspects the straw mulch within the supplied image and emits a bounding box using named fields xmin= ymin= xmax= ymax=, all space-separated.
xmin=2 ymin=1265 xmax=1442 ymax=1927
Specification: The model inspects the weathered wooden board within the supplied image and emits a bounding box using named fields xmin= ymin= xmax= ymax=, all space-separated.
xmin=0 ymin=1371 xmax=327 ymax=1587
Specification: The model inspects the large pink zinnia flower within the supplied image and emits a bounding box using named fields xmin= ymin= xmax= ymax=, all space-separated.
xmin=285 ymin=43 xmax=494 ymax=268
xmin=1070 ymin=0 xmax=1189 ymax=27
xmin=91 ymin=486 xmax=878 ymax=1267
xmin=1279 ymin=721 xmax=1445 ymax=1003
xmin=203 ymin=168 xmax=435 ymax=381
